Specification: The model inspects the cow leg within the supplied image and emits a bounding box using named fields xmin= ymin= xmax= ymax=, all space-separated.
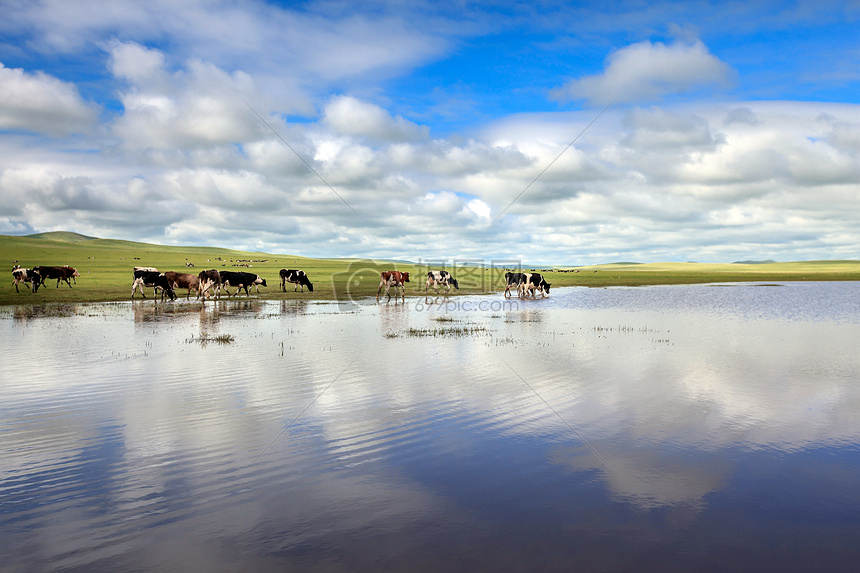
xmin=132 ymin=279 xmax=144 ymax=299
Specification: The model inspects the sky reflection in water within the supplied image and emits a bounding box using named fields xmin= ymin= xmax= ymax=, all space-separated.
xmin=1 ymin=282 xmax=859 ymax=572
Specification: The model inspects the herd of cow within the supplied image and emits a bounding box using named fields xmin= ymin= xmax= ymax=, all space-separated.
xmin=130 ymin=267 xmax=313 ymax=301
xmin=11 ymin=265 xmax=79 ymax=292
xmin=10 ymin=264 xmax=551 ymax=300
xmin=375 ymin=269 xmax=551 ymax=299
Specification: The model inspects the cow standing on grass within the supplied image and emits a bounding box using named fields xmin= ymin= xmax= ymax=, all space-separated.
xmin=280 ymin=269 xmax=314 ymax=292
xmin=377 ymin=271 xmax=409 ymax=301
xmin=11 ymin=266 xmax=41 ymax=293
xmin=33 ymin=266 xmax=79 ymax=289
xmin=425 ymin=270 xmax=459 ymax=294
xmin=198 ymin=269 xmax=222 ymax=300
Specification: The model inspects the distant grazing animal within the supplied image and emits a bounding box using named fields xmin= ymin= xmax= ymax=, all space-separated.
xmin=11 ymin=266 xmax=41 ymax=293
xmin=503 ymin=272 xmax=527 ymax=298
xmin=425 ymin=270 xmax=459 ymax=294
xmin=219 ymin=271 xmax=267 ymax=296
xmin=34 ymin=266 xmax=79 ymax=289
xmin=377 ymin=271 xmax=409 ymax=300
xmin=197 ymin=269 xmax=222 ymax=300
xmin=522 ymin=272 xmax=551 ymax=298
xmin=131 ymin=267 xmax=175 ymax=300
xmin=280 ymin=269 xmax=314 ymax=293
xmin=163 ymin=271 xmax=201 ymax=300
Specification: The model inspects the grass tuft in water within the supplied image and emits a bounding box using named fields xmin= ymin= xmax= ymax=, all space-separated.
xmin=403 ymin=325 xmax=488 ymax=338
xmin=187 ymin=331 xmax=235 ymax=345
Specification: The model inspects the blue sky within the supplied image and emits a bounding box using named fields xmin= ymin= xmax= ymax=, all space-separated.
xmin=1 ymin=0 xmax=859 ymax=264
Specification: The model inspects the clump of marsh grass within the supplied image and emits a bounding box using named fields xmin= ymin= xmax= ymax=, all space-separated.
xmin=383 ymin=325 xmax=489 ymax=339
xmin=187 ymin=331 xmax=235 ymax=345
xmin=404 ymin=325 xmax=488 ymax=338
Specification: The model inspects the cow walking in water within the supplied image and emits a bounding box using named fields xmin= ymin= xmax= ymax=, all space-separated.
xmin=280 ymin=269 xmax=314 ymax=292
xmin=377 ymin=271 xmax=409 ymax=301
xmin=163 ymin=271 xmax=201 ymax=300
xmin=522 ymin=273 xmax=551 ymax=298
xmin=425 ymin=270 xmax=459 ymax=294
xmin=131 ymin=267 xmax=175 ymax=300
xmin=220 ymin=271 xmax=267 ymax=296
xmin=198 ymin=269 xmax=222 ymax=300
xmin=503 ymin=272 xmax=527 ymax=298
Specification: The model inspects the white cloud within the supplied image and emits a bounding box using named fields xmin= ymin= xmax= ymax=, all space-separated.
xmin=108 ymin=42 xmax=268 ymax=151
xmin=553 ymin=40 xmax=735 ymax=106
xmin=0 ymin=63 xmax=98 ymax=136
xmin=323 ymin=95 xmax=429 ymax=142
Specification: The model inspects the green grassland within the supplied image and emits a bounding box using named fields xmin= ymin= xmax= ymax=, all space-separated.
xmin=2 ymin=232 xmax=859 ymax=305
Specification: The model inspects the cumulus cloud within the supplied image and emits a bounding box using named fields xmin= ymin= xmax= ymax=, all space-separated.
xmin=107 ymin=42 xmax=269 ymax=152
xmin=5 ymin=0 xmax=448 ymax=98
xmin=0 ymin=63 xmax=98 ymax=136
xmin=322 ymin=95 xmax=429 ymax=142
xmin=553 ymin=40 xmax=735 ymax=106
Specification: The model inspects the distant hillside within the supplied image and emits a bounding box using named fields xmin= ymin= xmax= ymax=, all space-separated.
xmin=733 ymin=259 xmax=777 ymax=264
xmin=26 ymin=231 xmax=99 ymax=243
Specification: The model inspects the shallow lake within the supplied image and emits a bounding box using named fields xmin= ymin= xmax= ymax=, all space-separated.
xmin=2 ymin=282 xmax=859 ymax=572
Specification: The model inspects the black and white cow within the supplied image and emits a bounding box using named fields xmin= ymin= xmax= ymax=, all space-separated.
xmin=131 ymin=267 xmax=175 ymax=300
xmin=522 ymin=272 xmax=551 ymax=298
xmin=219 ymin=271 xmax=267 ymax=296
xmin=503 ymin=272 xmax=527 ymax=298
xmin=425 ymin=270 xmax=459 ymax=294
xmin=11 ymin=266 xmax=41 ymax=293
xmin=280 ymin=269 xmax=314 ymax=292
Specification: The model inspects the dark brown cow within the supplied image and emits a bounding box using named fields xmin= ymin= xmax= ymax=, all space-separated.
xmin=34 ymin=266 xmax=79 ymax=288
xmin=163 ymin=271 xmax=201 ymax=300
xmin=377 ymin=271 xmax=410 ymax=300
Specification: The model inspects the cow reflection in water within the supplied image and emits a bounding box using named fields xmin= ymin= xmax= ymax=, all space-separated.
xmin=281 ymin=300 xmax=310 ymax=315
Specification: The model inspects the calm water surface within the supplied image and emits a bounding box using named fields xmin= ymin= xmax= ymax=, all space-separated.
xmin=1 ymin=283 xmax=859 ymax=572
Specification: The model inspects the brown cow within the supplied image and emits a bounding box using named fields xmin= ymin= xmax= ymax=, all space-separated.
xmin=34 ymin=266 xmax=79 ymax=288
xmin=163 ymin=271 xmax=201 ymax=300
xmin=377 ymin=271 xmax=410 ymax=301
